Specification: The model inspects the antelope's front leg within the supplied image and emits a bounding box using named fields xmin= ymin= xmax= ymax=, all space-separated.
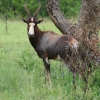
xmin=43 ymin=57 xmax=52 ymax=86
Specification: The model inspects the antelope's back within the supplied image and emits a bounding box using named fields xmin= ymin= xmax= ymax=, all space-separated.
xmin=39 ymin=31 xmax=72 ymax=59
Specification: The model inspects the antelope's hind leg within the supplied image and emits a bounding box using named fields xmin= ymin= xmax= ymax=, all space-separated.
xmin=43 ymin=57 xmax=52 ymax=86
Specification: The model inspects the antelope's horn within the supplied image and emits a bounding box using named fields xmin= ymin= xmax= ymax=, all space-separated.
xmin=33 ymin=3 xmax=41 ymax=18
xmin=24 ymin=3 xmax=32 ymax=17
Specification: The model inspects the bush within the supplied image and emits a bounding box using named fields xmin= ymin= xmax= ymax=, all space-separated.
xmin=0 ymin=0 xmax=81 ymax=18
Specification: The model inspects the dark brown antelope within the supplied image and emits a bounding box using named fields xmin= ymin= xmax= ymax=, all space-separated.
xmin=22 ymin=4 xmax=79 ymax=86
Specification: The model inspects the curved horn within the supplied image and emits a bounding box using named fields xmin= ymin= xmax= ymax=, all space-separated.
xmin=33 ymin=3 xmax=41 ymax=18
xmin=24 ymin=3 xmax=32 ymax=17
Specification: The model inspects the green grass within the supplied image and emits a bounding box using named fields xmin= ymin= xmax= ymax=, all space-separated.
xmin=0 ymin=18 xmax=100 ymax=100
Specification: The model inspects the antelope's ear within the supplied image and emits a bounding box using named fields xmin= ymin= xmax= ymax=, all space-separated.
xmin=36 ymin=19 xmax=43 ymax=24
xmin=22 ymin=18 xmax=28 ymax=23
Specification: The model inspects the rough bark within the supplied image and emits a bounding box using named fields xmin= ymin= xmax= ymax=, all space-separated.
xmin=46 ymin=0 xmax=100 ymax=89
xmin=78 ymin=0 xmax=100 ymax=56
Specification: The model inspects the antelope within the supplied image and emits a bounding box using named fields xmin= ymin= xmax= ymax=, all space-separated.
xmin=22 ymin=4 xmax=79 ymax=86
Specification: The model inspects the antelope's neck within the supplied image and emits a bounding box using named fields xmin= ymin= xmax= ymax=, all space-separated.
xmin=29 ymin=26 xmax=42 ymax=48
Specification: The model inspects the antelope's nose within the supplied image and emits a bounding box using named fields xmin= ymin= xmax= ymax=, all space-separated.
xmin=29 ymin=28 xmax=34 ymax=35
xmin=28 ymin=23 xmax=35 ymax=35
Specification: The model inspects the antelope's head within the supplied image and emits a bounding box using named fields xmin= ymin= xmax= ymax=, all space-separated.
xmin=22 ymin=4 xmax=43 ymax=36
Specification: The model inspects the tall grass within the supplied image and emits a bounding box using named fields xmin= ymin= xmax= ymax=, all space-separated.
xmin=0 ymin=18 xmax=100 ymax=100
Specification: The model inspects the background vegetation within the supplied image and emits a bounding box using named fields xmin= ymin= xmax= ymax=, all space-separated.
xmin=0 ymin=0 xmax=81 ymax=18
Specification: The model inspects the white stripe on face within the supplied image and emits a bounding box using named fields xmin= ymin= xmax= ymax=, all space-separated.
xmin=29 ymin=23 xmax=35 ymax=35
xmin=31 ymin=17 xmax=33 ymax=21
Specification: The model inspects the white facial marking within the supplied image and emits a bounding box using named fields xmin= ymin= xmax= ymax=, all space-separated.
xmin=29 ymin=23 xmax=35 ymax=35
xmin=45 ymin=57 xmax=50 ymax=64
xmin=31 ymin=17 xmax=33 ymax=21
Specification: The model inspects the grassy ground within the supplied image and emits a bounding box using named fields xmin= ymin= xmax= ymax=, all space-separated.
xmin=0 ymin=18 xmax=100 ymax=100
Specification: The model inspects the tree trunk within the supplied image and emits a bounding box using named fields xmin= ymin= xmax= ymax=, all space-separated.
xmin=46 ymin=0 xmax=100 ymax=89
xmin=78 ymin=0 xmax=100 ymax=56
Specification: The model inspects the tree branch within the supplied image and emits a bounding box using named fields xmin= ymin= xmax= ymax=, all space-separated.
xmin=46 ymin=0 xmax=71 ymax=35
